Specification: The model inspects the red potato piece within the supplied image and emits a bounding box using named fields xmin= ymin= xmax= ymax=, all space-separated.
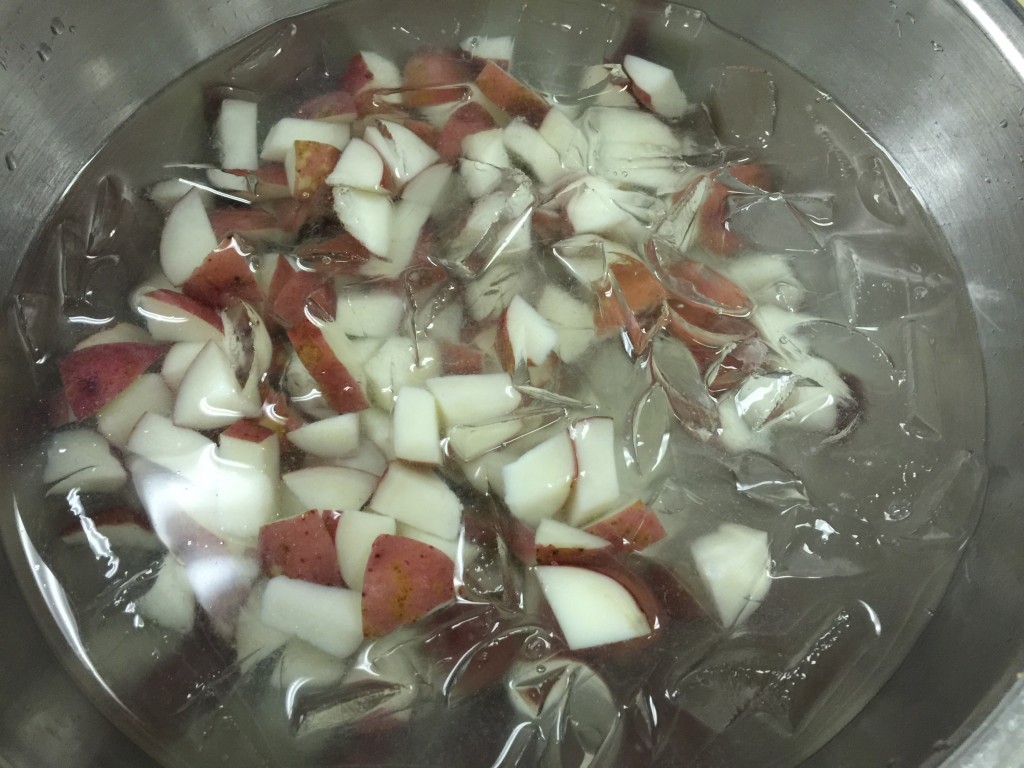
xmin=584 ymin=501 xmax=666 ymax=551
xmin=475 ymin=60 xmax=550 ymax=127
xmin=273 ymin=185 xmax=334 ymax=233
xmin=294 ymin=90 xmax=358 ymax=121
xmin=182 ymin=237 xmax=262 ymax=309
xmin=663 ymin=257 xmax=754 ymax=317
xmin=595 ymin=258 xmax=669 ymax=333
xmin=340 ymin=51 xmax=401 ymax=95
xmin=402 ymin=49 xmax=472 ymax=108
xmin=535 ymin=548 xmax=702 ymax=656
xmin=208 ymin=207 xmax=283 ymax=243
xmin=437 ymin=102 xmax=497 ymax=163
xmin=287 ymin=319 xmax=370 ymax=414
xmin=531 ymin=208 xmax=573 ymax=244
xmin=47 ymin=390 xmax=75 ymax=429
xmin=399 ymin=119 xmax=441 ymax=150
xmin=296 ymin=232 xmax=373 ymax=267
xmin=698 ymin=163 xmax=774 ymax=255
xmin=361 ymin=534 xmax=456 ymax=637
xmin=438 ymin=341 xmax=484 ymax=375
xmin=258 ymin=510 xmax=344 ymax=587
xmin=665 ymin=306 xmax=758 ymax=375
xmin=221 ymin=418 xmax=276 ymax=443
xmin=257 ymin=388 xmax=304 ymax=438
xmin=271 ymin=263 xmax=337 ymax=328
xmin=231 ymin=163 xmax=292 ymax=200
xmin=59 ymin=505 xmax=156 ymax=548
xmin=292 ymin=140 xmax=343 ymax=201
xmin=59 ymin=342 xmax=166 ymax=419
xmin=322 ymin=509 xmax=343 ymax=541
xmin=141 ymin=288 xmax=224 ymax=337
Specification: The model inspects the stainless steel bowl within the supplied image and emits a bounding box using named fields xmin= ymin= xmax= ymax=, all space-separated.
xmin=1 ymin=0 xmax=1023 ymax=765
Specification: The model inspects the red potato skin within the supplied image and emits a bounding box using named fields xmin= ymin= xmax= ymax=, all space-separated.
xmin=46 ymin=389 xmax=75 ymax=429
xmin=437 ymin=102 xmax=497 ymax=163
xmin=273 ymin=185 xmax=334 ymax=233
xmin=531 ymin=207 xmax=573 ymax=244
xmin=399 ymin=118 xmax=441 ymax=149
xmin=258 ymin=510 xmax=344 ymax=587
xmin=296 ymin=232 xmax=373 ymax=268
xmin=287 ymin=319 xmax=370 ymax=414
xmin=698 ymin=163 xmax=773 ymax=254
xmin=321 ymin=509 xmax=343 ymax=541
xmin=294 ymin=90 xmax=357 ymax=120
xmin=361 ymin=534 xmax=456 ymax=637
xmin=663 ymin=257 xmax=753 ymax=317
xmin=438 ymin=341 xmax=484 ymax=375
xmin=474 ymin=60 xmax=550 ymax=127
xmin=534 ymin=548 xmax=703 ymax=659
xmin=58 ymin=342 xmax=166 ymax=419
xmin=270 ymin=264 xmax=337 ymax=328
xmin=207 ymin=207 xmax=282 ymax=243
xmin=595 ymin=258 xmax=669 ymax=335
xmin=227 ymin=163 xmax=291 ymax=200
xmin=402 ymin=49 xmax=472 ymax=108
xmin=338 ymin=52 xmax=386 ymax=94
xmin=584 ymin=501 xmax=666 ymax=552
xmin=182 ymin=237 xmax=262 ymax=310
xmin=257 ymin=387 xmax=304 ymax=441
xmin=292 ymin=140 xmax=342 ymax=201
xmin=143 ymin=289 xmax=224 ymax=333
xmin=221 ymin=418 xmax=276 ymax=444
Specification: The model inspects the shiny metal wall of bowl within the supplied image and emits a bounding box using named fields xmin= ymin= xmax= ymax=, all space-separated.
xmin=0 ymin=0 xmax=1023 ymax=766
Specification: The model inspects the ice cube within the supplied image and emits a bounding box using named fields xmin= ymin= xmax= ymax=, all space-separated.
xmin=627 ymin=384 xmax=673 ymax=477
xmin=650 ymin=335 xmax=719 ymax=437
xmin=726 ymin=192 xmax=831 ymax=253
xmin=87 ymin=174 xmax=135 ymax=256
xmin=510 ymin=0 xmax=618 ymax=99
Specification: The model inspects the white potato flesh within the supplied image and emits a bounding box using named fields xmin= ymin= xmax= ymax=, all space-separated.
xmin=335 ymin=509 xmax=397 ymax=591
xmin=691 ymin=523 xmax=772 ymax=628
xmin=260 ymin=576 xmax=363 ymax=658
xmin=535 ymin=565 xmax=650 ymax=650
xmin=368 ymin=462 xmax=462 ymax=540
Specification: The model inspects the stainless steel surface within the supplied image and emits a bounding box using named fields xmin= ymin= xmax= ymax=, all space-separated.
xmin=0 ymin=0 xmax=1023 ymax=766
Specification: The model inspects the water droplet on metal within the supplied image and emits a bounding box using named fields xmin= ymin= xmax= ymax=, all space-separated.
xmin=5 ymin=152 xmax=16 ymax=171
xmin=856 ymin=154 xmax=904 ymax=224
xmin=37 ymin=43 xmax=52 ymax=62
xmin=50 ymin=17 xmax=66 ymax=35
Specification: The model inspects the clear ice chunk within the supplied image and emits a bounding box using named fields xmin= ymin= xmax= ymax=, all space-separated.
xmin=628 ymin=384 xmax=673 ymax=477
xmin=831 ymin=235 xmax=917 ymax=329
xmin=726 ymin=192 xmax=832 ymax=253
xmin=226 ymin=22 xmax=314 ymax=90
xmin=771 ymin=505 xmax=881 ymax=579
xmin=650 ymin=334 xmax=720 ymax=437
xmin=732 ymin=454 xmax=809 ymax=508
xmin=898 ymin=319 xmax=944 ymax=441
xmin=710 ymin=67 xmax=777 ymax=148
xmin=87 ymin=174 xmax=135 ymax=256
xmin=884 ymin=449 xmax=985 ymax=542
xmin=510 ymin=0 xmax=619 ymax=99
